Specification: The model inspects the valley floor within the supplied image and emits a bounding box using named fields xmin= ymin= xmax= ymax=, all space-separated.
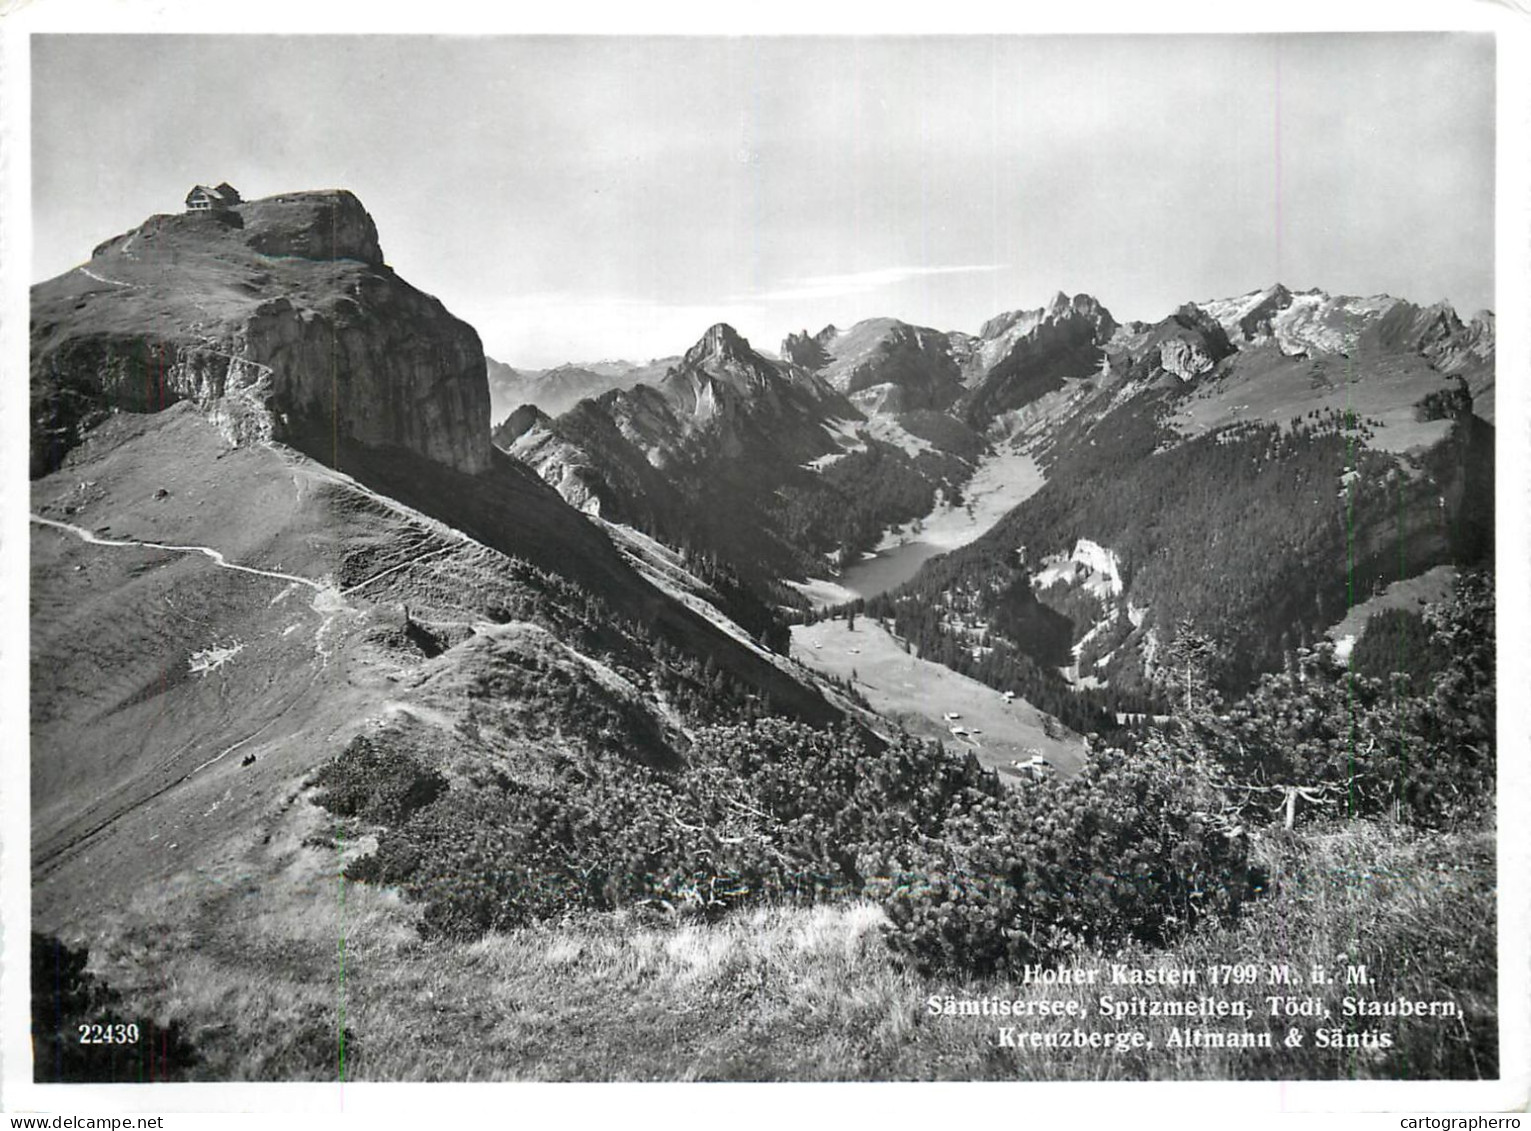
xmin=873 ymin=443 xmax=1045 ymax=555
xmin=805 ymin=441 xmax=1046 ymax=606
xmin=789 ymin=617 xmax=1086 ymax=778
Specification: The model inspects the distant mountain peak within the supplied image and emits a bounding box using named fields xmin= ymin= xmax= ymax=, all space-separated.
xmin=1240 ymin=281 xmax=1293 ymax=300
xmin=1049 ymin=291 xmax=1110 ymax=319
xmin=780 ymin=324 xmax=840 ymax=371
xmin=685 ymin=322 xmax=756 ymax=367
xmin=979 ymin=291 xmax=1116 ymax=343
xmin=491 ymin=402 xmax=553 ymax=447
xmin=1171 ymin=301 xmax=1223 ymax=332
xmin=544 ymin=362 xmax=590 ymax=376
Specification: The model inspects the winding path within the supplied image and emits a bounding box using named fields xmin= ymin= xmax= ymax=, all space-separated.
xmin=76 ymin=265 xmax=132 ymax=287
xmin=30 ymin=514 xmax=325 ymax=592
xmin=341 ymin=544 xmax=456 ymax=596
xmin=31 ymin=513 xmax=336 ymax=874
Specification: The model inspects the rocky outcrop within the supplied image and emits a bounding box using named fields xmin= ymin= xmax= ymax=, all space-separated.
xmin=780 ymin=325 xmax=836 ymax=371
xmin=1156 ymin=304 xmax=1234 ymax=381
xmin=31 ymin=190 xmax=491 ymax=477
xmin=239 ymin=287 xmax=489 ymax=472
xmin=1201 ymin=283 xmax=1295 ymax=344
xmin=240 ymin=191 xmax=384 ymax=265
xmin=492 ymin=403 xmax=553 ymax=447
xmin=1368 ymin=300 xmax=1495 ymax=374
xmin=961 ymin=292 xmax=1118 ymax=423
xmin=1157 ymin=336 xmax=1218 ymax=382
xmin=1097 ymin=303 xmax=1235 ymax=390
xmin=1201 ymin=284 xmax=1496 ymax=401
xmin=811 ymin=318 xmax=964 ymax=413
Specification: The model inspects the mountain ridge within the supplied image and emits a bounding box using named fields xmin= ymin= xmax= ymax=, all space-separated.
xmin=27 ymin=189 xmax=1499 ymax=1084
xmin=496 ymin=280 xmax=1494 ymax=613
xmin=31 ymin=190 xmax=1499 ymax=775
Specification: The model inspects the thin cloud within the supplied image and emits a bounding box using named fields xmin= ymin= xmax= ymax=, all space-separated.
xmin=738 ymin=264 xmax=1006 ymax=304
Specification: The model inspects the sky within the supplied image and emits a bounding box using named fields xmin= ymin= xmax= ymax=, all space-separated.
xmin=31 ymin=33 xmax=1495 ymax=368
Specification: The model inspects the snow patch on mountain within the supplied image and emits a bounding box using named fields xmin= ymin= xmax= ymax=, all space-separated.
xmin=189 ymin=640 xmax=245 ymax=677
xmin=1201 ymin=285 xmax=1401 ymax=357
xmin=1199 ymin=285 xmax=1289 ymax=339
xmin=1274 ymin=292 xmax=1400 ymax=355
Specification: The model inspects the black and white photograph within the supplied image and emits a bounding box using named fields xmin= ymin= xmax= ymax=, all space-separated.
xmin=3 ymin=0 xmax=1527 ymax=1118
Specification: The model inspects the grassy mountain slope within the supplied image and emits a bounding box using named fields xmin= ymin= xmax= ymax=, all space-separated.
xmin=32 ymin=397 xmax=844 ymax=937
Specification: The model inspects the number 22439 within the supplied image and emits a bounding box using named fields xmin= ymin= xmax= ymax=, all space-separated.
xmin=77 ymin=1022 xmax=140 ymax=1044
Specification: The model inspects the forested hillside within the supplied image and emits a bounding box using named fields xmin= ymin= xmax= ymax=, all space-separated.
xmin=867 ymin=382 xmax=1491 ymax=705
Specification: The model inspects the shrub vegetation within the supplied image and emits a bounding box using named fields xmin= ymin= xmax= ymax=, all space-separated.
xmin=318 ymin=574 xmax=1493 ymax=996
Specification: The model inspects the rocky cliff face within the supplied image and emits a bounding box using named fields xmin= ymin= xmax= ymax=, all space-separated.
xmin=1368 ymin=300 xmax=1496 ymax=372
xmin=31 ymin=190 xmax=492 ymax=477
xmin=1197 ymin=283 xmax=1482 ymax=361
xmin=1196 ymin=283 xmax=1497 ymax=419
xmin=960 ymin=292 xmax=1118 ymax=424
xmin=780 ymin=325 xmax=836 ymax=371
xmin=492 ymin=323 xmax=865 ymax=584
xmin=239 ymin=191 xmax=385 ymax=265
xmin=608 ymin=323 xmax=850 ymax=465
xmin=807 ymin=318 xmax=964 ymax=414
xmin=1102 ymin=303 xmax=1235 ymax=387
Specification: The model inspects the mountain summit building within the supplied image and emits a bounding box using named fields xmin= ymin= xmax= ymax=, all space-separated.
xmin=184 ymin=182 xmax=241 ymax=212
